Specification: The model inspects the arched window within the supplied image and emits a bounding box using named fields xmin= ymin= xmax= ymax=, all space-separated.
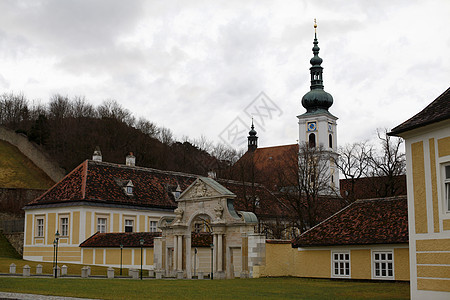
xmin=309 ymin=133 xmax=316 ymax=148
xmin=329 ymin=134 xmax=333 ymax=148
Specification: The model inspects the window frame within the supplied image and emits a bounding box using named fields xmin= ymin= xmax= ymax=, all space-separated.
xmin=149 ymin=220 xmax=158 ymax=233
xmin=60 ymin=216 xmax=69 ymax=237
xmin=97 ymin=217 xmax=108 ymax=233
xmin=124 ymin=219 xmax=134 ymax=232
xmin=35 ymin=215 xmax=45 ymax=237
xmin=331 ymin=251 xmax=350 ymax=278
xmin=444 ymin=164 xmax=450 ymax=213
xmin=372 ymin=250 xmax=394 ymax=280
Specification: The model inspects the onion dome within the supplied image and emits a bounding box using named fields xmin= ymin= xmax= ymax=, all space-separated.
xmin=247 ymin=119 xmax=258 ymax=152
xmin=301 ymin=21 xmax=334 ymax=113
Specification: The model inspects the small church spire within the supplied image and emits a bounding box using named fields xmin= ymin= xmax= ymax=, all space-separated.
xmin=247 ymin=118 xmax=258 ymax=152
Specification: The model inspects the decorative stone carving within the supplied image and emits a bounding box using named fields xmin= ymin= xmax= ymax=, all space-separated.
xmin=214 ymin=204 xmax=224 ymax=221
xmin=193 ymin=181 xmax=211 ymax=197
xmin=174 ymin=207 xmax=184 ymax=224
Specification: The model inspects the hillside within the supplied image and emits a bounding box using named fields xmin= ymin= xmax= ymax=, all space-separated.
xmin=0 ymin=140 xmax=54 ymax=189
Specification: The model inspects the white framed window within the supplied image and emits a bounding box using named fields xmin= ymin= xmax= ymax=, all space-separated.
xmin=149 ymin=220 xmax=157 ymax=232
xmin=97 ymin=218 xmax=107 ymax=233
xmin=60 ymin=217 xmax=69 ymax=236
xmin=36 ymin=217 xmax=45 ymax=237
xmin=373 ymin=251 xmax=394 ymax=279
xmin=332 ymin=252 xmax=350 ymax=277
xmin=444 ymin=164 xmax=450 ymax=212
xmin=125 ymin=219 xmax=134 ymax=232
xmin=126 ymin=186 xmax=133 ymax=195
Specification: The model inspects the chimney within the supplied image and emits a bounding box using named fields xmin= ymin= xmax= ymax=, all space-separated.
xmin=207 ymin=170 xmax=217 ymax=179
xmin=92 ymin=146 xmax=102 ymax=162
xmin=126 ymin=152 xmax=136 ymax=166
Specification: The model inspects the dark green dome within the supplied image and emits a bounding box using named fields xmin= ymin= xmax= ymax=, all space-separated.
xmin=302 ymin=89 xmax=333 ymax=111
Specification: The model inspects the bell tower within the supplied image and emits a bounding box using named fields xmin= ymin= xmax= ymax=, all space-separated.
xmin=297 ymin=20 xmax=339 ymax=191
xmin=247 ymin=119 xmax=258 ymax=152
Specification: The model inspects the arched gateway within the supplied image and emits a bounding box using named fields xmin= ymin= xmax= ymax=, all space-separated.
xmin=153 ymin=177 xmax=264 ymax=279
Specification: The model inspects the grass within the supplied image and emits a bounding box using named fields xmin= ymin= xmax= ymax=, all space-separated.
xmin=0 ymin=232 xmax=21 ymax=260
xmin=0 ymin=140 xmax=54 ymax=189
xmin=0 ymin=277 xmax=410 ymax=299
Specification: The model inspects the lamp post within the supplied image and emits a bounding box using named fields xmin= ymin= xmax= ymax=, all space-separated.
xmin=54 ymin=231 xmax=60 ymax=278
xmin=140 ymin=238 xmax=144 ymax=280
xmin=194 ymin=248 xmax=197 ymax=278
xmin=210 ymin=243 xmax=214 ymax=280
xmin=120 ymin=244 xmax=123 ymax=276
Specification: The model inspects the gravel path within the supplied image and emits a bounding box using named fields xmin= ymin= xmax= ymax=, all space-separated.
xmin=0 ymin=292 xmax=99 ymax=300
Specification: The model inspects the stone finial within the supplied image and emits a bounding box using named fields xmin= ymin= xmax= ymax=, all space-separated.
xmin=174 ymin=207 xmax=184 ymax=224
xmin=61 ymin=265 xmax=67 ymax=276
xmin=9 ymin=263 xmax=16 ymax=274
xmin=23 ymin=265 xmax=30 ymax=277
xmin=93 ymin=146 xmax=102 ymax=162
xmin=36 ymin=264 xmax=43 ymax=275
xmin=214 ymin=204 xmax=224 ymax=221
xmin=107 ymin=267 xmax=115 ymax=279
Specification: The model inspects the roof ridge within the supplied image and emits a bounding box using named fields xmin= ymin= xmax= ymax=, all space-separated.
xmin=257 ymin=143 xmax=298 ymax=150
xmin=355 ymin=195 xmax=407 ymax=203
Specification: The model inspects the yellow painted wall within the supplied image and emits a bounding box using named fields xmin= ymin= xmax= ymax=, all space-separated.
xmin=437 ymin=137 xmax=450 ymax=157
xmin=83 ymin=249 xmax=93 ymax=264
xmin=263 ymin=243 xmax=294 ymax=276
xmin=85 ymin=211 xmax=92 ymax=238
xmin=123 ymin=249 xmax=132 ymax=265
xmin=134 ymin=249 xmax=142 ymax=266
xmin=72 ymin=211 xmax=80 ymax=244
xmin=429 ymin=138 xmax=440 ymax=233
xmin=113 ymin=214 xmax=119 ymax=232
xmin=95 ymin=249 xmax=104 ymax=265
xmin=294 ymin=250 xmax=331 ymax=278
xmin=443 ymin=219 xmax=450 ymax=231
xmin=416 ymin=239 xmax=450 ymax=251
xmin=146 ymin=248 xmax=154 ymax=265
xmin=417 ymin=266 xmax=450 ymax=279
xmin=105 ymin=249 xmax=120 ymax=265
xmin=394 ymin=248 xmax=410 ymax=281
xmin=139 ymin=215 xmax=145 ymax=232
xmin=411 ymin=141 xmax=427 ymax=234
xmin=418 ymin=279 xmax=450 ymax=292
xmin=47 ymin=213 xmax=56 ymax=244
xmin=25 ymin=214 xmax=32 ymax=245
xmin=350 ymin=250 xmax=371 ymax=279
xmin=417 ymin=252 xmax=450 ymax=264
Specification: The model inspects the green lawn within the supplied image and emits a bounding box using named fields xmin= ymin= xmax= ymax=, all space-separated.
xmin=0 ymin=277 xmax=410 ymax=299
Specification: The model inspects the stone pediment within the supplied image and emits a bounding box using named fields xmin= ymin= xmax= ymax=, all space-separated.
xmin=177 ymin=177 xmax=235 ymax=201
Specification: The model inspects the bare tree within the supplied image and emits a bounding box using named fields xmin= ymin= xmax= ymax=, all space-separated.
xmin=136 ymin=118 xmax=159 ymax=138
xmin=0 ymin=93 xmax=29 ymax=127
xmin=368 ymin=129 xmax=406 ymax=197
xmin=336 ymin=141 xmax=372 ymax=204
xmin=275 ymin=142 xmax=339 ymax=232
xmin=97 ymin=99 xmax=135 ymax=126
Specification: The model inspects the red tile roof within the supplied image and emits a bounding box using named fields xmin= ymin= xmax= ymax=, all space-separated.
xmin=80 ymin=232 xmax=161 ymax=247
xmin=292 ymin=196 xmax=408 ymax=247
xmin=390 ymin=87 xmax=450 ymax=135
xmin=339 ymin=175 xmax=406 ymax=200
xmin=25 ymin=160 xmax=291 ymax=219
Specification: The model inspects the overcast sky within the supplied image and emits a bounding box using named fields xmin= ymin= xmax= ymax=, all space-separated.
xmin=1 ymin=0 xmax=449 ymax=151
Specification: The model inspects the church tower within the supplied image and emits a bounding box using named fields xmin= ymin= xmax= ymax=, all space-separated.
xmin=297 ymin=21 xmax=339 ymax=191
xmin=247 ymin=119 xmax=258 ymax=152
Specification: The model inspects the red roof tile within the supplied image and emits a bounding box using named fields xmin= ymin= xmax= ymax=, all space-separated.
xmin=339 ymin=175 xmax=406 ymax=200
xmin=292 ymin=196 xmax=408 ymax=247
xmin=80 ymin=232 xmax=161 ymax=247
xmin=25 ymin=160 xmax=292 ymax=219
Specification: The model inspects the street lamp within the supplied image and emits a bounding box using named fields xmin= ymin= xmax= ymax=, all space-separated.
xmin=140 ymin=238 xmax=144 ymax=280
xmin=54 ymin=231 xmax=60 ymax=278
xmin=194 ymin=248 xmax=198 ymax=278
xmin=120 ymin=244 xmax=123 ymax=276
xmin=210 ymin=243 xmax=214 ymax=280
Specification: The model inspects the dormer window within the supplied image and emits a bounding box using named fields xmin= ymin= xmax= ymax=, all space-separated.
xmin=125 ymin=180 xmax=134 ymax=196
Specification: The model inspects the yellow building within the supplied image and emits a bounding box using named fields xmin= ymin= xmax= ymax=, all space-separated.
xmin=390 ymin=87 xmax=450 ymax=299
xmin=258 ymin=196 xmax=410 ymax=280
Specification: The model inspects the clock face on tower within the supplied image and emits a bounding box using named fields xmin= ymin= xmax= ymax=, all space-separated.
xmin=307 ymin=122 xmax=317 ymax=132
